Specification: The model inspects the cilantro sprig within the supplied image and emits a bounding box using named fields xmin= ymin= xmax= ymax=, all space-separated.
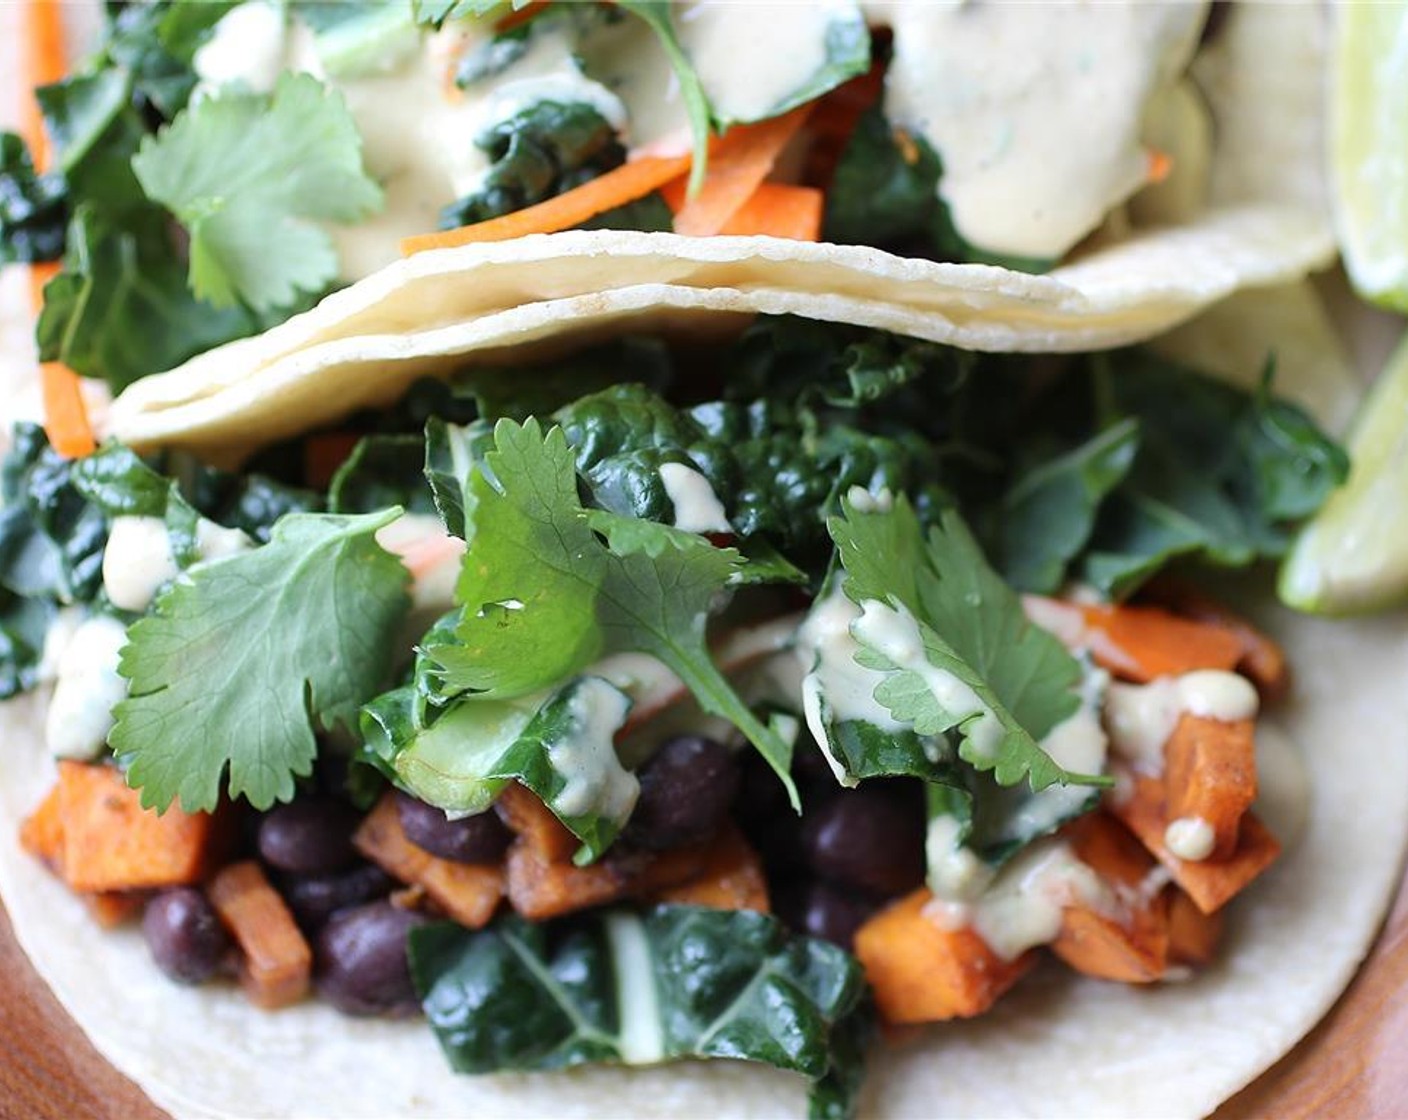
xmin=426 ymin=418 xmax=800 ymax=808
xmin=829 ymin=495 xmax=1106 ymax=792
xmin=132 ymin=72 xmax=382 ymax=311
xmin=111 ymin=510 xmax=411 ymax=813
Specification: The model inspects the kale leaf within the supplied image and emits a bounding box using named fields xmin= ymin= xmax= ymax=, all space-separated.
xmin=410 ymin=905 xmax=872 ymax=1119
xmin=0 ymin=133 xmax=67 ymax=264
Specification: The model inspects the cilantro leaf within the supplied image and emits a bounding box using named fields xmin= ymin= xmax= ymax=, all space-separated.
xmin=132 ymin=72 xmax=383 ymax=311
xmin=616 ymin=2 xmax=714 ymax=193
xmin=426 ymin=419 xmax=800 ymax=808
xmin=829 ymin=497 xmax=1100 ymax=791
xmin=111 ymin=510 xmax=411 ymax=813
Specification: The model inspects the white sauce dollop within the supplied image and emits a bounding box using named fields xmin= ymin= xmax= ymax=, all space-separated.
xmin=658 ymin=462 xmax=732 ymax=534
xmin=45 ymin=615 xmax=129 ymax=761
xmin=193 ymin=1 xmax=291 ymax=95
xmin=547 ymin=677 xmax=639 ymax=822
xmin=1105 ymin=669 xmax=1259 ymax=772
xmin=1165 ymin=815 xmax=1216 ymax=862
xmin=103 ymin=515 xmax=254 ymax=614
xmin=882 ymin=1 xmax=1205 ymax=258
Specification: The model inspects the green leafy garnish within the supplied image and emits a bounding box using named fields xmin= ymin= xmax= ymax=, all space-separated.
xmin=425 ymin=418 xmax=799 ymax=807
xmin=362 ymin=674 xmax=637 ymax=862
xmin=615 ymin=2 xmax=714 ymax=194
xmin=0 ymin=133 xmax=67 ymax=264
xmin=132 ymin=72 xmax=382 ymax=311
xmin=829 ymin=497 xmax=1098 ymax=791
xmin=410 ymin=906 xmax=872 ymax=1120
xmin=111 ymin=510 xmax=411 ymax=812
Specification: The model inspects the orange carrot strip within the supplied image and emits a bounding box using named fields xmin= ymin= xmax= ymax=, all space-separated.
xmin=1146 ymin=149 xmax=1173 ymax=184
xmin=25 ymin=0 xmax=67 ymax=168
xmin=401 ymin=154 xmax=691 ymax=254
xmin=353 ymin=794 xmax=505 ymax=930
xmin=1108 ymin=772 xmax=1280 ymax=914
xmin=1077 ymin=602 xmax=1244 ymax=683
xmin=56 ymin=761 xmax=223 ymax=893
xmin=1163 ymin=714 xmax=1257 ymax=862
xmin=208 ymin=860 xmax=312 ymax=1009
xmin=718 ymin=183 xmax=824 ymax=241
xmin=854 ymin=888 xmax=1035 ymax=1024
xmin=40 ymin=364 xmax=97 ymax=458
xmin=1051 ymin=812 xmax=1169 ymax=983
xmin=673 ymin=105 xmax=814 ymax=237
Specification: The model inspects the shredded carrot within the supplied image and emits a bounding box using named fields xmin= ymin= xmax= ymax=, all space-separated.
xmin=718 ymin=183 xmax=823 ymax=241
xmin=23 ymin=2 xmax=95 ymax=458
xmin=400 ymin=154 xmax=691 ymax=254
xmin=1146 ymin=149 xmax=1173 ymax=184
xmin=495 ymin=1 xmax=546 ymax=34
xmin=672 ymin=105 xmax=814 ymax=238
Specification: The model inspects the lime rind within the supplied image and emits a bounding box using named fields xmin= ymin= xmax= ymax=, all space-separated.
xmin=1280 ymin=328 xmax=1408 ymax=614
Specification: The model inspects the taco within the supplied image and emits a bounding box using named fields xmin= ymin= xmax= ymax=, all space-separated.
xmin=3 ymin=4 xmax=1408 ymax=1120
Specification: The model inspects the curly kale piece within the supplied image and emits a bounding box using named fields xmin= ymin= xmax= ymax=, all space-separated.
xmin=0 ymin=133 xmax=68 ymax=264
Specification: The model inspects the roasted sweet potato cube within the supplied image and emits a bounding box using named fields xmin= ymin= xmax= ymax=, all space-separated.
xmin=20 ymin=783 xmax=64 ymax=873
xmin=653 ymin=826 xmax=770 ymax=913
xmin=854 ymin=889 xmax=1034 ymax=1023
xmin=1078 ymin=603 xmax=1243 ymax=682
xmin=83 ymin=891 xmax=146 ymax=929
xmin=1141 ymin=579 xmax=1288 ymax=701
xmin=1164 ymin=714 xmax=1256 ymax=861
xmin=208 ymin=860 xmax=311 ymax=1009
xmin=505 ymin=843 xmax=627 ymax=920
xmin=1166 ymin=886 xmax=1223 ymax=966
xmin=1052 ymin=812 xmax=1169 ymax=983
xmin=494 ymin=783 xmax=579 ymax=862
xmin=353 ymin=794 xmax=504 ymax=929
xmin=56 ymin=761 xmax=219 ymax=893
xmin=1108 ymin=773 xmax=1280 ymax=913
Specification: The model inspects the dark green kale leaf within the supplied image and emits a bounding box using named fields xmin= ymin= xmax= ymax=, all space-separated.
xmin=1078 ymin=354 xmax=1350 ymax=597
xmin=409 ymin=906 xmax=871 ymax=1119
xmin=439 ymin=101 xmax=626 ymax=229
xmin=576 ymin=191 xmax=674 ymax=232
xmin=102 ymin=0 xmax=234 ymax=120
xmin=0 ymin=593 xmax=54 ymax=700
xmin=0 ymin=423 xmax=107 ymax=605
xmin=329 ymin=434 xmax=437 ymax=515
xmin=0 ymin=133 xmax=67 ymax=264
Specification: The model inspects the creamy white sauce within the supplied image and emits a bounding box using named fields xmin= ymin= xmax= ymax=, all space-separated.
xmin=193 ymin=1 xmax=291 ymax=95
xmin=1105 ymin=669 xmax=1258 ymax=772
xmin=45 ymin=615 xmax=129 ymax=761
xmin=851 ymin=599 xmax=1005 ymax=760
xmin=658 ymin=462 xmax=732 ymax=534
xmin=927 ymin=837 xmax=1108 ymax=961
xmin=103 ymin=515 xmax=254 ymax=614
xmin=1007 ymin=675 xmax=1109 ymax=840
xmin=1165 ymin=815 xmax=1215 ymax=862
xmin=604 ymin=912 xmax=665 ymax=1064
xmin=845 ymin=484 xmax=893 ymax=513
xmin=925 ymin=813 xmax=994 ymax=902
xmin=882 ymin=1 xmax=1205 ymax=258
xmin=547 ymin=677 xmax=639 ymax=822
xmin=37 ymin=607 xmax=85 ymax=683
xmin=676 ymin=0 xmax=852 ymax=124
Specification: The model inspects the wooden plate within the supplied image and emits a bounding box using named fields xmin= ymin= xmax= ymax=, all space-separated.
xmin=2 ymin=867 xmax=1407 ymax=1120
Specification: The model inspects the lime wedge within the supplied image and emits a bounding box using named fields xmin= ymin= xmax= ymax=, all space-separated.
xmin=1280 ymin=329 xmax=1408 ymax=614
xmin=1332 ymin=4 xmax=1408 ymax=310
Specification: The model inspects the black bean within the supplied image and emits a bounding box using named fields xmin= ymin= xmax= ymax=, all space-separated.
xmin=781 ymin=880 xmax=880 ymax=949
xmin=800 ymin=786 xmax=925 ymax=897
xmin=733 ymin=749 xmax=806 ymax=873
xmin=395 ymin=792 xmax=512 ymax=864
xmin=257 ymin=799 xmax=360 ymax=875
xmin=143 ymin=888 xmax=230 ymax=985
xmin=625 ymin=735 xmax=739 ymax=851
xmin=280 ymin=863 xmax=396 ymax=931
xmin=315 ymin=900 xmax=427 ymax=1017
xmin=791 ymin=739 xmax=841 ymax=793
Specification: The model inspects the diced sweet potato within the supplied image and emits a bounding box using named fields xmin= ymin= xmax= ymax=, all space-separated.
xmin=83 ymin=891 xmax=145 ymax=929
xmin=208 ymin=860 xmax=311 ymax=1010
xmin=20 ymin=783 xmax=64 ymax=873
xmin=1163 ymin=714 xmax=1256 ymax=861
xmin=1108 ymin=773 xmax=1280 ymax=914
xmin=1141 ymin=579 xmax=1288 ymax=701
xmin=506 ymin=843 xmax=628 ymax=920
xmin=56 ymin=761 xmax=221 ymax=893
xmin=353 ymin=794 xmax=504 ymax=930
xmin=1078 ymin=603 xmax=1243 ymax=682
xmin=1051 ymin=812 xmax=1169 ymax=983
xmin=494 ymin=783 xmax=579 ymax=862
xmin=853 ymin=889 xmax=1034 ymax=1023
xmin=653 ymin=826 xmax=770 ymax=913
xmin=1166 ymin=886 xmax=1223 ymax=966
